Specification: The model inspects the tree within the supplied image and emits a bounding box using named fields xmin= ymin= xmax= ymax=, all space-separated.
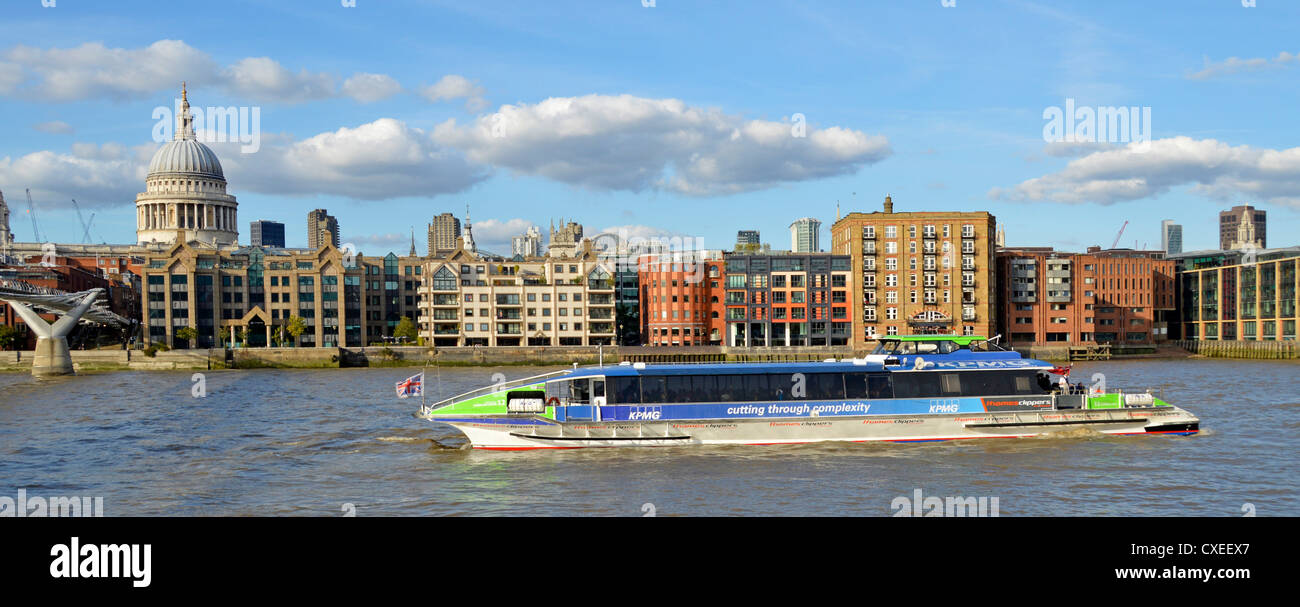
xmin=0 ymin=325 xmax=20 ymax=351
xmin=234 ymin=327 xmax=247 ymax=347
xmin=286 ymin=315 xmax=307 ymax=347
xmin=175 ymin=326 xmax=198 ymax=349
xmin=393 ymin=317 xmax=418 ymax=343
xmin=219 ymin=327 xmax=231 ymax=346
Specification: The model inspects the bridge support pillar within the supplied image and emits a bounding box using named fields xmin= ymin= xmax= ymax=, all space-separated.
xmin=3 ymin=291 xmax=99 ymax=377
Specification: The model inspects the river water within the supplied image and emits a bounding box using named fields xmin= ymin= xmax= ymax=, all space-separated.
xmin=0 ymin=359 xmax=1296 ymax=516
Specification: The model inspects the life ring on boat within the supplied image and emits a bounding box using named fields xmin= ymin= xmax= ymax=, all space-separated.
xmin=546 ymin=397 xmax=561 ymax=407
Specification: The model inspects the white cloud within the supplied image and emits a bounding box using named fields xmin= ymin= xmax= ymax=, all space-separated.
xmin=2 ymin=40 xmax=220 ymax=101
xmin=990 ymin=136 xmax=1300 ymax=207
xmin=210 ymin=118 xmax=487 ymax=200
xmin=32 ymin=120 xmax=74 ymax=135
xmin=221 ymin=57 xmax=336 ymax=104
xmin=466 ymin=217 xmax=538 ymax=253
xmin=0 ymin=61 xmax=23 ymax=94
xmin=433 ymin=94 xmax=891 ymax=196
xmin=419 ymin=75 xmax=488 ymax=111
xmin=1187 ymin=52 xmax=1297 ymax=80
xmin=341 ymin=73 xmax=403 ymax=103
xmin=0 ymin=143 xmax=154 ymax=210
xmin=1042 ymin=140 xmax=1117 ymax=157
xmin=0 ymin=40 xmax=426 ymax=106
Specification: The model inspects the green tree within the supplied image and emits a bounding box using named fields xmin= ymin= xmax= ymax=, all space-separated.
xmin=219 ymin=326 xmax=231 ymax=346
xmin=393 ymin=317 xmax=418 ymax=343
xmin=0 ymin=325 xmax=20 ymax=351
xmin=286 ymin=315 xmax=307 ymax=347
xmin=175 ymin=326 xmax=198 ymax=349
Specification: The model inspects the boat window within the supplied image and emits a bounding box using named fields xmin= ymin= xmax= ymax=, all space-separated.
xmin=807 ymin=373 xmax=846 ymax=400
xmin=745 ymin=374 xmax=771 ymax=401
xmin=592 ymin=379 xmax=605 ymax=400
xmin=1014 ymin=375 xmax=1032 ymax=394
xmin=769 ymin=373 xmax=793 ymax=399
xmin=569 ymin=379 xmax=591 ymax=404
xmin=871 ymin=340 xmax=901 ymax=355
xmin=940 ymin=373 xmax=962 ymax=396
xmin=845 ymin=373 xmax=868 ymax=398
xmin=868 ymin=374 xmax=893 ymax=398
xmin=545 ymin=380 xmax=570 ymax=401
xmin=692 ymin=375 xmax=718 ymax=402
xmin=718 ymin=375 xmax=746 ymax=402
xmin=892 ymin=373 xmax=939 ymax=398
xmin=611 ymin=377 xmax=640 ymax=404
xmin=642 ymin=376 xmax=667 ymax=403
xmin=665 ymin=375 xmax=693 ymax=403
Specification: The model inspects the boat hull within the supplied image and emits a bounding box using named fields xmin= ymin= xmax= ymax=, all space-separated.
xmin=429 ymin=406 xmax=1200 ymax=450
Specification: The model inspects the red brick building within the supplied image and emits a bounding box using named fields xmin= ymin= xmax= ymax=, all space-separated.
xmin=638 ymin=252 xmax=725 ymax=346
xmin=996 ymin=246 xmax=1175 ymax=345
xmin=0 ymin=258 xmax=140 ymax=350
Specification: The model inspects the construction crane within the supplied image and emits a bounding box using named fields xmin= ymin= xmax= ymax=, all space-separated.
xmin=1110 ymin=220 xmax=1129 ymax=250
xmin=71 ymin=199 xmax=95 ymax=244
xmin=25 ymin=188 xmax=42 ymax=243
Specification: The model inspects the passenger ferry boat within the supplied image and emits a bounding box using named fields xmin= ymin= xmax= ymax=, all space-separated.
xmin=414 ymin=336 xmax=1200 ymax=450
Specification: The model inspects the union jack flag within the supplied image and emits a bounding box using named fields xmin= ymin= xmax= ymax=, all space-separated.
xmin=395 ymin=372 xmax=423 ymax=398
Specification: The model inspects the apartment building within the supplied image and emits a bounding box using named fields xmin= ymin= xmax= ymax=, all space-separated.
xmin=638 ymin=251 xmax=725 ymax=346
xmin=1173 ymin=246 xmax=1299 ymax=340
xmin=417 ymin=243 xmax=616 ymax=347
xmin=831 ymin=196 xmax=996 ymax=345
xmin=997 ymin=247 xmax=1175 ymax=345
xmin=722 ymin=252 xmax=853 ymax=347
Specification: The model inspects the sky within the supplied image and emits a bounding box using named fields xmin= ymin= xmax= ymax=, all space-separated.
xmin=1 ymin=0 xmax=1297 ymax=256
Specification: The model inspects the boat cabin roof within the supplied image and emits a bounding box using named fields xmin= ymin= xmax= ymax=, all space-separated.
xmin=560 ymin=355 xmax=1052 ymax=380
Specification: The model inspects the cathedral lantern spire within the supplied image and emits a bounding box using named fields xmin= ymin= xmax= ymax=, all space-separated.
xmin=177 ymin=82 xmax=195 ymax=141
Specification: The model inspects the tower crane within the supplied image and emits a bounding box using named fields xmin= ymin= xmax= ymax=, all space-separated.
xmin=1110 ymin=220 xmax=1129 ymax=250
xmin=71 ymin=199 xmax=96 ymax=244
xmin=25 ymin=188 xmax=42 ymax=242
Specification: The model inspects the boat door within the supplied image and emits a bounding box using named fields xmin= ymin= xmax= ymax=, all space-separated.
xmin=562 ymin=377 xmax=597 ymax=422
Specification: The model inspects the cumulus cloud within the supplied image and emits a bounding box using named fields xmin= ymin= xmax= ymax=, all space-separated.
xmin=32 ymin=120 xmax=74 ymax=135
xmin=2 ymin=40 xmax=220 ymax=101
xmin=341 ymin=73 xmax=403 ymax=103
xmin=209 ymin=118 xmax=487 ymax=199
xmin=221 ymin=57 xmax=336 ymax=104
xmin=433 ymin=94 xmax=891 ymax=196
xmin=0 ymin=142 xmax=154 ymax=209
xmin=1042 ymin=140 xmax=1117 ymax=157
xmin=466 ymin=218 xmax=539 ymax=253
xmin=0 ymin=61 xmax=23 ymax=94
xmin=419 ymin=75 xmax=488 ymax=111
xmin=1187 ymin=52 xmax=1298 ymax=80
xmin=0 ymin=40 xmax=436 ymax=105
xmin=990 ymin=136 xmax=1300 ymax=207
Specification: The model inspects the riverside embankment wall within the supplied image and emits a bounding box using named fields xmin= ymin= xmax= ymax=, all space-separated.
xmin=1 ymin=341 xmax=1291 ymax=373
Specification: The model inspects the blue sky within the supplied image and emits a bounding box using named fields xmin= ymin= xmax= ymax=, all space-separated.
xmin=1 ymin=0 xmax=1297 ymax=255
